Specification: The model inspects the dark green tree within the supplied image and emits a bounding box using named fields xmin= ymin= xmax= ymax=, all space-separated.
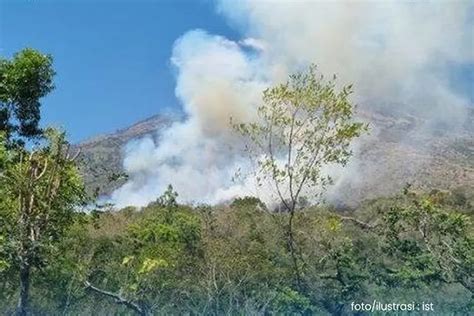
xmin=0 ymin=49 xmax=55 ymax=145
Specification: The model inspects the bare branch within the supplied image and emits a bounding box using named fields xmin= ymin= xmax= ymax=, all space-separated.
xmin=34 ymin=159 xmax=48 ymax=180
xmin=84 ymin=281 xmax=147 ymax=315
xmin=339 ymin=216 xmax=376 ymax=230
xmin=70 ymin=148 xmax=81 ymax=161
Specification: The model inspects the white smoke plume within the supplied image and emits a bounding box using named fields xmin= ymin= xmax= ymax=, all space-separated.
xmin=111 ymin=0 xmax=473 ymax=208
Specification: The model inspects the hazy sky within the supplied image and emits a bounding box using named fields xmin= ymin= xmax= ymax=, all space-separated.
xmin=0 ymin=0 xmax=238 ymax=142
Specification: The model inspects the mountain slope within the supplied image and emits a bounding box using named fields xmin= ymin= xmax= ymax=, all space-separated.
xmin=74 ymin=114 xmax=173 ymax=197
xmin=75 ymin=108 xmax=474 ymax=206
xmin=329 ymin=107 xmax=474 ymax=206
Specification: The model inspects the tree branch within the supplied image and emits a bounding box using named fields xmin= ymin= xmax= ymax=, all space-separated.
xmin=339 ymin=216 xmax=375 ymax=230
xmin=267 ymin=114 xmax=291 ymax=212
xmin=84 ymin=281 xmax=146 ymax=315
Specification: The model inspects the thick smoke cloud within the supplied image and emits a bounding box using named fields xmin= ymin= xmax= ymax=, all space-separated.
xmin=218 ymin=0 xmax=473 ymax=122
xmin=110 ymin=31 xmax=267 ymax=206
xmin=111 ymin=0 xmax=473 ymax=207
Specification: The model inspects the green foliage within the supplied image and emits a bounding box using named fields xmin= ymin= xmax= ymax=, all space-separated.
xmin=374 ymin=196 xmax=473 ymax=292
xmin=81 ymin=199 xmax=202 ymax=314
xmin=1 ymin=189 xmax=471 ymax=314
xmin=271 ymin=286 xmax=313 ymax=314
xmin=233 ymin=64 xmax=369 ymax=292
xmin=233 ymin=64 xmax=368 ymax=211
xmin=0 ymin=52 xmax=470 ymax=315
xmin=0 ymin=49 xmax=55 ymax=144
xmin=153 ymin=184 xmax=178 ymax=209
xmin=230 ymin=196 xmax=266 ymax=210
xmin=0 ymin=128 xmax=86 ymax=314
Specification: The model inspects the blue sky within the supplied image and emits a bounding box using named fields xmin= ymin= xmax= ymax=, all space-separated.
xmin=1 ymin=1 xmax=472 ymax=143
xmin=0 ymin=0 xmax=239 ymax=142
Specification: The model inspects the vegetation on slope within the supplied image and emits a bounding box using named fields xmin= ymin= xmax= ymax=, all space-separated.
xmin=1 ymin=187 xmax=472 ymax=315
xmin=1 ymin=49 xmax=472 ymax=315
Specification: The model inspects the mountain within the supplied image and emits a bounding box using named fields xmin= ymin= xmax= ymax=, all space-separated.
xmin=75 ymin=108 xmax=474 ymax=207
xmin=74 ymin=114 xmax=173 ymax=197
xmin=329 ymin=106 xmax=474 ymax=207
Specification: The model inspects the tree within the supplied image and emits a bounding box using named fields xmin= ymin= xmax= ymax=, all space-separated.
xmin=0 ymin=129 xmax=85 ymax=315
xmin=233 ymin=64 xmax=368 ymax=287
xmin=0 ymin=49 xmax=55 ymax=145
xmin=155 ymin=184 xmax=178 ymax=209
xmin=375 ymin=194 xmax=473 ymax=293
xmin=83 ymin=187 xmax=201 ymax=315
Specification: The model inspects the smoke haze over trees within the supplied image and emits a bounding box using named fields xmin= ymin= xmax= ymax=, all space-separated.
xmin=110 ymin=0 xmax=473 ymax=208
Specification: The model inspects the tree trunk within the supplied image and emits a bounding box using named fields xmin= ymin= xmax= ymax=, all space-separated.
xmin=287 ymin=207 xmax=303 ymax=289
xmin=17 ymin=260 xmax=30 ymax=316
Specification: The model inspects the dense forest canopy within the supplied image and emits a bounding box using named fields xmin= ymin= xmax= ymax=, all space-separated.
xmin=0 ymin=49 xmax=472 ymax=315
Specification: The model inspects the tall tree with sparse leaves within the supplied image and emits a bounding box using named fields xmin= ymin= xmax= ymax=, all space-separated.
xmin=233 ymin=64 xmax=368 ymax=287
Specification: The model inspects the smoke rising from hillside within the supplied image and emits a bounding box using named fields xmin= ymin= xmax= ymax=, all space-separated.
xmin=111 ymin=0 xmax=473 ymax=207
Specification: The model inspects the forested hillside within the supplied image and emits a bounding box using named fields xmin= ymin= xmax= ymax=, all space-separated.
xmin=1 ymin=187 xmax=473 ymax=314
xmin=1 ymin=45 xmax=472 ymax=315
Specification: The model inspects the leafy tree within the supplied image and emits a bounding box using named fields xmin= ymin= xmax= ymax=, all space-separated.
xmin=0 ymin=49 xmax=55 ymax=145
xmin=3 ymin=187 xmax=468 ymax=315
xmin=375 ymin=194 xmax=473 ymax=293
xmin=155 ymin=184 xmax=178 ymax=209
xmin=199 ymin=198 xmax=291 ymax=314
xmin=84 ymin=189 xmax=201 ymax=315
xmin=0 ymin=129 xmax=85 ymax=315
xmin=233 ymin=64 xmax=367 ymax=286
